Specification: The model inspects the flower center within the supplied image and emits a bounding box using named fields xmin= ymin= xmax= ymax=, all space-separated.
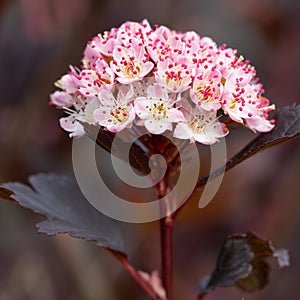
xmin=94 ymin=76 xmax=112 ymax=87
xmin=161 ymin=60 xmax=191 ymax=92
xmin=165 ymin=69 xmax=184 ymax=88
xmin=189 ymin=113 xmax=215 ymax=134
xmin=124 ymin=61 xmax=142 ymax=78
xmin=195 ymin=84 xmax=213 ymax=103
xmin=228 ymin=98 xmax=238 ymax=110
xmin=150 ymin=102 xmax=168 ymax=121
xmin=189 ymin=118 xmax=206 ymax=134
xmin=110 ymin=106 xmax=129 ymax=123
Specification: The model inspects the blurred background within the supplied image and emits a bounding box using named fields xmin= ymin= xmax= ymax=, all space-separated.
xmin=0 ymin=0 xmax=299 ymax=299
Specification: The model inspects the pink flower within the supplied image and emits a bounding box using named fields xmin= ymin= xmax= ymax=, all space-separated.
xmin=83 ymin=27 xmax=120 ymax=62
xmin=174 ymin=107 xmax=228 ymax=144
xmin=50 ymin=91 xmax=73 ymax=107
xmin=134 ymin=84 xmax=185 ymax=134
xmin=57 ymin=70 xmax=80 ymax=93
xmin=180 ymin=31 xmax=201 ymax=60
xmin=245 ymin=115 xmax=275 ymax=132
xmin=110 ymin=40 xmax=154 ymax=84
xmin=117 ymin=19 xmax=152 ymax=47
xmin=221 ymin=68 xmax=258 ymax=123
xmin=181 ymin=31 xmax=201 ymax=45
xmin=214 ymin=46 xmax=237 ymax=79
xmin=77 ymin=59 xmax=115 ymax=98
xmin=190 ymin=69 xmax=223 ymax=112
xmin=155 ymin=56 xmax=193 ymax=93
xmin=50 ymin=67 xmax=81 ymax=107
xmin=147 ymin=31 xmax=185 ymax=62
xmin=245 ymin=96 xmax=275 ymax=132
xmin=93 ymin=86 xmax=135 ymax=132
xmin=51 ymin=19 xmax=276 ymax=140
xmin=199 ymin=37 xmax=217 ymax=52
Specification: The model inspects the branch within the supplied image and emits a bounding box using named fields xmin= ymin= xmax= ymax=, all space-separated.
xmin=106 ymin=249 xmax=160 ymax=300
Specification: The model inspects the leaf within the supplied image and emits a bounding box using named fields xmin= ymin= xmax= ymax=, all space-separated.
xmin=198 ymin=232 xmax=289 ymax=296
xmin=0 ymin=173 xmax=125 ymax=255
xmin=0 ymin=186 xmax=16 ymax=203
xmin=198 ymin=238 xmax=253 ymax=294
xmin=225 ymin=104 xmax=300 ymax=174
xmin=196 ymin=104 xmax=300 ymax=188
xmin=237 ymin=258 xmax=269 ymax=292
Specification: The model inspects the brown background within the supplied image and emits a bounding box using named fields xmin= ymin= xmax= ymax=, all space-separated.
xmin=0 ymin=0 xmax=299 ymax=299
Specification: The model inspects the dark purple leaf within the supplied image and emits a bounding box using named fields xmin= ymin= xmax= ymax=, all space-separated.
xmin=197 ymin=104 xmax=300 ymax=188
xmin=198 ymin=232 xmax=289 ymax=296
xmin=1 ymin=173 xmax=125 ymax=255
xmin=225 ymin=104 xmax=300 ymax=172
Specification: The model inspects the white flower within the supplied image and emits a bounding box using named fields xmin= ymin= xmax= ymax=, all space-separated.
xmin=60 ymin=98 xmax=100 ymax=138
xmin=174 ymin=106 xmax=228 ymax=144
xmin=134 ymin=84 xmax=185 ymax=134
xmin=93 ymin=85 xmax=135 ymax=132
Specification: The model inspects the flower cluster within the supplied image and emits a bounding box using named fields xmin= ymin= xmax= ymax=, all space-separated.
xmin=50 ymin=20 xmax=275 ymax=144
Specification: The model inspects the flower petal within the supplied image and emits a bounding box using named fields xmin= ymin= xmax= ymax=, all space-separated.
xmin=144 ymin=119 xmax=171 ymax=134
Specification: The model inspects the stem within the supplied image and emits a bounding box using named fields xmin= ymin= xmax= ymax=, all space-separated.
xmin=106 ymin=249 xmax=159 ymax=300
xmin=160 ymin=215 xmax=173 ymax=300
xmin=157 ymin=178 xmax=174 ymax=300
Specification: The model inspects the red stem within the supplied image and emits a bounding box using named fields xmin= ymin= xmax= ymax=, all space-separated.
xmin=156 ymin=178 xmax=174 ymax=300
xmin=160 ymin=215 xmax=173 ymax=300
xmin=106 ymin=249 xmax=159 ymax=300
